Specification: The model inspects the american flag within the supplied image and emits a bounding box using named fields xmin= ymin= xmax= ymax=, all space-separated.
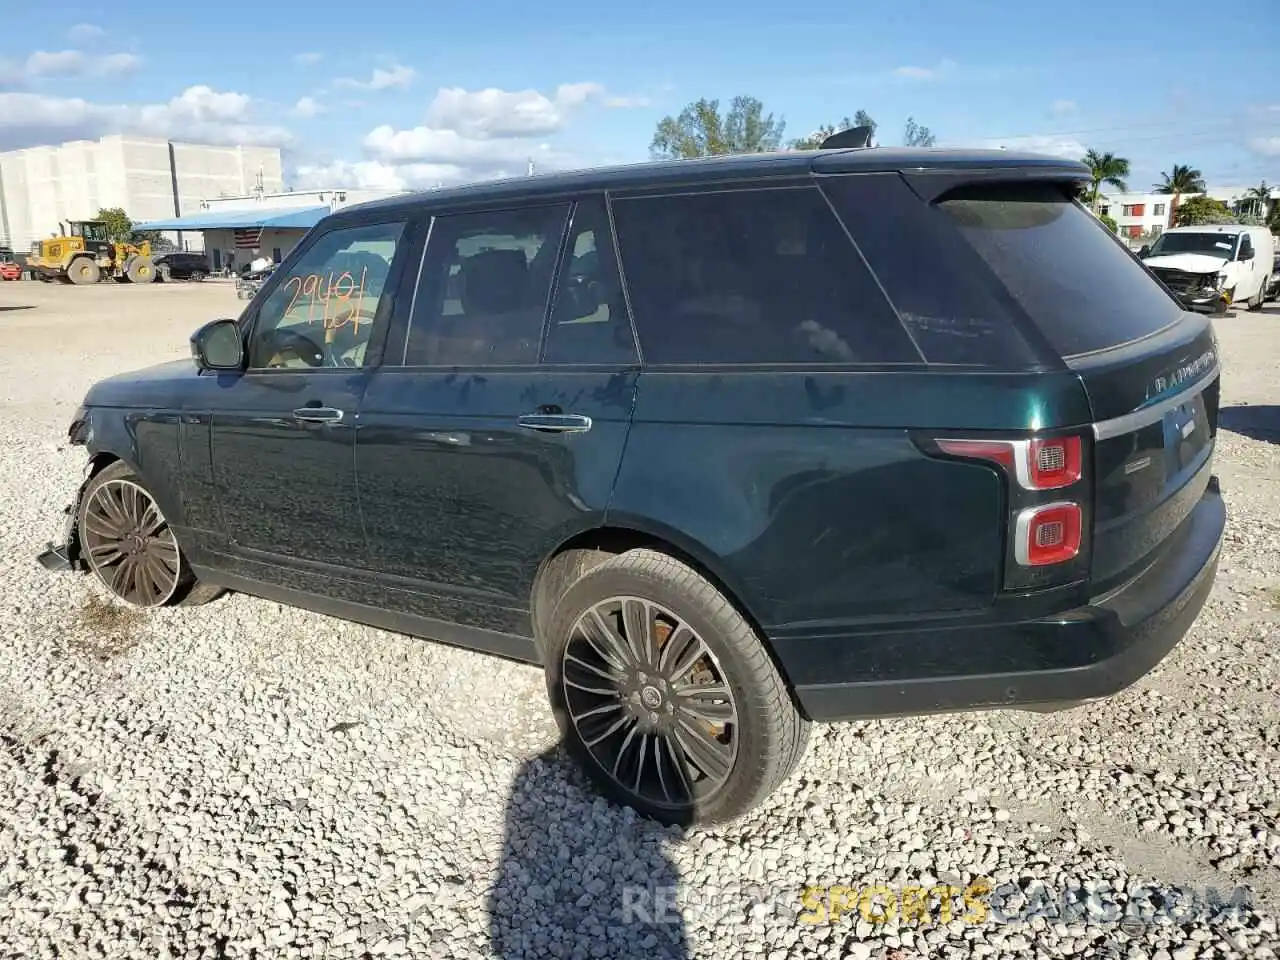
xmin=234 ymin=228 xmax=263 ymax=249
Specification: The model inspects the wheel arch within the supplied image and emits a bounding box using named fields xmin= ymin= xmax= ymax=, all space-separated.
xmin=529 ymin=520 xmax=796 ymax=692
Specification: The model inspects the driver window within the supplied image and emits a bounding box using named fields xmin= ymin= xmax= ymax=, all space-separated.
xmin=247 ymin=220 xmax=406 ymax=370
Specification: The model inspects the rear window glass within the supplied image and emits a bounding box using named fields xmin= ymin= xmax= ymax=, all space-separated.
xmin=938 ymin=182 xmax=1184 ymax=358
xmin=611 ymin=186 xmax=922 ymax=365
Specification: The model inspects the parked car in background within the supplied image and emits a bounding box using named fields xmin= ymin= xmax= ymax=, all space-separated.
xmin=1140 ymin=225 xmax=1275 ymax=313
xmin=154 ymin=252 xmax=211 ymax=282
xmin=1268 ymin=253 xmax=1280 ymax=302
xmin=37 ymin=146 xmax=1226 ymax=826
xmin=0 ymin=247 xmax=21 ymax=281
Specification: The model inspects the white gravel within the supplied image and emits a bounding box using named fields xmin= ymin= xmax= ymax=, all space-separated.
xmin=1 ymin=282 xmax=1278 ymax=959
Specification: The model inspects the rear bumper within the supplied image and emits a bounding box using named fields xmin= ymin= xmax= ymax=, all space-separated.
xmin=784 ymin=477 xmax=1225 ymax=722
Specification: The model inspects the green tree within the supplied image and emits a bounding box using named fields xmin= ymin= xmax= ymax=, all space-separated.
xmin=1154 ymin=164 xmax=1207 ymax=227
xmin=650 ymin=96 xmax=786 ymax=159
xmin=1172 ymin=195 xmax=1236 ymax=226
xmin=1098 ymin=212 xmax=1118 ymax=234
xmin=95 ymin=207 xmax=133 ymax=242
xmin=1082 ymin=150 xmax=1130 ymax=212
xmin=902 ymin=116 xmax=936 ymax=147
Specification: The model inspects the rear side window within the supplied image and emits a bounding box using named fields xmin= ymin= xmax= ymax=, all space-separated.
xmin=937 ymin=182 xmax=1184 ymax=358
xmin=823 ymin=175 xmax=1041 ymax=368
xmin=611 ymin=186 xmax=922 ymax=365
xmin=403 ymin=204 xmax=569 ymax=366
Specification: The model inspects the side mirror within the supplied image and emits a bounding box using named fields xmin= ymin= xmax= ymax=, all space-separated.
xmin=1138 ymin=245 xmax=1151 ymax=258
xmin=1238 ymin=247 xmax=1253 ymax=262
xmin=191 ymin=318 xmax=244 ymax=372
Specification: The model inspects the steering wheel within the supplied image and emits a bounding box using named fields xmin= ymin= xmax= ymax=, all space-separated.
xmin=259 ymin=328 xmax=325 ymax=368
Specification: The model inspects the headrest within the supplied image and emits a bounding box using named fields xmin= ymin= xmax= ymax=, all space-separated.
xmin=461 ymin=249 xmax=528 ymax=315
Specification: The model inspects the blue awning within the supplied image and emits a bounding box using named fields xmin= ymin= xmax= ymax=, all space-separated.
xmin=136 ymin=205 xmax=329 ymax=231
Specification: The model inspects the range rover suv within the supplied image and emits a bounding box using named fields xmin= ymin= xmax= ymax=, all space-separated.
xmin=37 ymin=144 xmax=1225 ymax=826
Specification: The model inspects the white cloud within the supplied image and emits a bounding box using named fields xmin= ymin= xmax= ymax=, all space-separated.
xmin=95 ymin=53 xmax=142 ymax=76
xmin=1050 ymin=99 xmax=1078 ymax=116
xmin=293 ymin=159 xmax=453 ymax=191
xmin=26 ymin=50 xmax=86 ymax=77
xmin=13 ymin=49 xmax=141 ymax=81
xmin=1248 ymin=136 xmax=1280 ymax=157
xmin=892 ymin=58 xmax=956 ymax=80
xmin=335 ymin=64 xmax=415 ymax=91
xmin=972 ymin=134 xmax=1088 ymax=160
xmin=293 ymin=96 xmax=324 ymax=118
xmin=0 ymin=85 xmax=292 ymax=152
xmin=294 ymin=52 xmax=324 ymax=66
xmin=67 ymin=24 xmax=106 ymax=43
xmin=425 ymin=81 xmax=636 ymax=139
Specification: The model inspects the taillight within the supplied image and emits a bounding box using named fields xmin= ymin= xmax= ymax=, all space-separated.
xmin=1014 ymin=502 xmax=1082 ymax=566
xmin=927 ymin=431 xmax=1091 ymax=592
xmin=935 ymin=437 xmax=1081 ymax=490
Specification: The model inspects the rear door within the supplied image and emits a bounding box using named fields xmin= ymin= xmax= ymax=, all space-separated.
xmin=932 ymin=181 xmax=1220 ymax=591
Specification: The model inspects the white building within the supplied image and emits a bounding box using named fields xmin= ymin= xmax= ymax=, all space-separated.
xmin=1098 ymin=187 xmax=1278 ymax=244
xmin=0 ymin=135 xmax=282 ymax=252
xmin=139 ymin=187 xmax=406 ymax=273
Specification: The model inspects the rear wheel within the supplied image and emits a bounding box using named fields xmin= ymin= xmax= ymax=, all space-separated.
xmin=1248 ymin=279 xmax=1270 ymax=310
xmin=78 ymin=461 xmax=222 ymax=607
xmin=125 ymin=256 xmax=155 ymax=284
xmin=68 ymin=259 xmax=100 ymax=285
xmin=543 ymin=548 xmax=808 ymax=826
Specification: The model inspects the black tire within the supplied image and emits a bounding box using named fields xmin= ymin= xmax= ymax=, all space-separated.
xmin=78 ymin=461 xmax=222 ymax=607
xmin=156 ymin=264 xmax=171 ymax=283
xmin=542 ymin=547 xmax=808 ymax=827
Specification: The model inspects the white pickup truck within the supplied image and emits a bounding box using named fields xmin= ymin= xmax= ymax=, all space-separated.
xmin=1140 ymin=224 xmax=1275 ymax=313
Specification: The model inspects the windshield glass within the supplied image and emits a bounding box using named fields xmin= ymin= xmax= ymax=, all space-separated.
xmin=1146 ymin=232 xmax=1237 ymax=258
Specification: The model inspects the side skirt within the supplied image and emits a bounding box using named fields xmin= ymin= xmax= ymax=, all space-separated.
xmin=190 ymin=565 xmax=543 ymax=667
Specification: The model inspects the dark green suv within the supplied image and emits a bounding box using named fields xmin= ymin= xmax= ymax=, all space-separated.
xmin=38 ymin=143 xmax=1225 ymax=826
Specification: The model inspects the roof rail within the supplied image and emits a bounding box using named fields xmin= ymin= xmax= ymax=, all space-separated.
xmin=818 ymin=125 xmax=875 ymax=150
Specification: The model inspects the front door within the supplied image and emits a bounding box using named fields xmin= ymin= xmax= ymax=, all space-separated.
xmin=208 ymin=217 xmax=414 ymax=569
xmin=357 ymin=197 xmax=640 ymax=636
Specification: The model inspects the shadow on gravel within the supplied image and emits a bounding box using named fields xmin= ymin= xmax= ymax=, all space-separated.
xmin=488 ymin=747 xmax=690 ymax=959
xmin=1219 ymin=404 xmax=1280 ymax=444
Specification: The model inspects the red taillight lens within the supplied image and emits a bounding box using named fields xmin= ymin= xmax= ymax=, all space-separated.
xmin=1027 ymin=437 xmax=1082 ymax=490
xmin=934 ymin=439 xmax=1016 ymax=471
xmin=1015 ymin=502 xmax=1082 ymax=566
xmin=936 ymin=435 xmax=1083 ymax=491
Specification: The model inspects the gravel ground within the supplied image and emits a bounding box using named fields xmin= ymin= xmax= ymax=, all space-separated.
xmin=0 ymin=281 xmax=1278 ymax=960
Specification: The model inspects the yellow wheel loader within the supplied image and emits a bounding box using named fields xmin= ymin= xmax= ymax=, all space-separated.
xmin=29 ymin=221 xmax=156 ymax=285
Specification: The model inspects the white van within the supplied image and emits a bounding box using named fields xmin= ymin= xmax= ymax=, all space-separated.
xmin=1140 ymin=224 xmax=1275 ymax=313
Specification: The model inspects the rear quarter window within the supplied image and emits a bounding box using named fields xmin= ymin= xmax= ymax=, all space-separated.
xmin=611 ymin=185 xmax=923 ymax=366
xmin=936 ymin=182 xmax=1185 ymax=358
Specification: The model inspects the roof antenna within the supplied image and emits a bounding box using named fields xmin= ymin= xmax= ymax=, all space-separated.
xmin=818 ymin=125 xmax=875 ymax=150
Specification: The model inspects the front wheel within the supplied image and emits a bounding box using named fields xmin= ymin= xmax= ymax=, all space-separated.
xmin=78 ymin=461 xmax=221 ymax=607
xmin=543 ymin=548 xmax=809 ymax=827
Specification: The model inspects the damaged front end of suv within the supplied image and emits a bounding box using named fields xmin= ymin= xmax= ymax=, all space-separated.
xmin=36 ymin=406 xmax=93 ymax=573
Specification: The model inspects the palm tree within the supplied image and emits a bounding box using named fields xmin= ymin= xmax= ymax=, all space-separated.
xmin=1244 ymin=180 xmax=1272 ymax=220
xmin=1082 ymin=149 xmax=1130 ymax=211
xmin=1154 ymin=164 xmax=1207 ymax=228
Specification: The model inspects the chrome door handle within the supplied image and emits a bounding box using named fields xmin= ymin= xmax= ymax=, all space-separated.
xmin=293 ymin=406 xmax=344 ymax=423
xmin=517 ymin=413 xmax=592 ymax=434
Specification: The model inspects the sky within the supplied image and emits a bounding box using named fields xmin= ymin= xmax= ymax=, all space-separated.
xmin=1 ymin=0 xmax=1277 ymax=198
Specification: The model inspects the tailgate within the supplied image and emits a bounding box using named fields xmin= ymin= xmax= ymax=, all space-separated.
xmin=1069 ymin=313 xmax=1220 ymax=592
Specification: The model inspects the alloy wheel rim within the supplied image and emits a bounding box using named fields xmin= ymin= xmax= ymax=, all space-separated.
xmin=81 ymin=479 xmax=181 ymax=606
xmin=561 ymin=597 xmax=739 ymax=809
